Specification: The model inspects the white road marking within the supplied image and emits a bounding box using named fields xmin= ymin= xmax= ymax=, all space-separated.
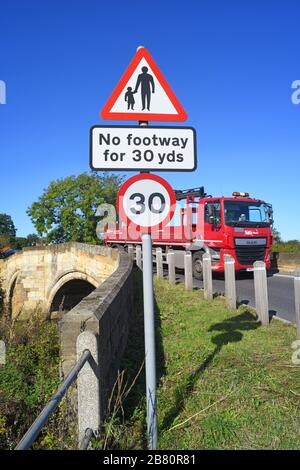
xmin=273 ymin=273 xmax=295 ymax=279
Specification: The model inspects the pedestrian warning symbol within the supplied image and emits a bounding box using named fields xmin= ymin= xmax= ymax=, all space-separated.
xmin=100 ymin=47 xmax=187 ymax=122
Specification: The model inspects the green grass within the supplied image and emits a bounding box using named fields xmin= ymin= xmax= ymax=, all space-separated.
xmin=0 ymin=310 xmax=76 ymax=450
xmin=115 ymin=276 xmax=300 ymax=450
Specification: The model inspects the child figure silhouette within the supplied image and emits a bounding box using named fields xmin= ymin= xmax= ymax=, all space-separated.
xmin=124 ymin=87 xmax=135 ymax=110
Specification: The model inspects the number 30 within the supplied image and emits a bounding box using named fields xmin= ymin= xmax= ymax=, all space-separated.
xmin=129 ymin=192 xmax=166 ymax=215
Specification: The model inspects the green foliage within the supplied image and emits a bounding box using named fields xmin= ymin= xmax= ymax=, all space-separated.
xmin=0 ymin=235 xmax=10 ymax=248
xmin=0 ymin=214 xmax=16 ymax=247
xmin=13 ymin=234 xmax=43 ymax=250
xmin=26 ymin=233 xmax=42 ymax=246
xmin=271 ymin=227 xmax=282 ymax=243
xmin=11 ymin=237 xmax=26 ymax=249
xmin=0 ymin=311 xmax=60 ymax=449
xmin=0 ymin=214 xmax=16 ymax=240
xmin=0 ymin=213 xmax=41 ymax=250
xmin=272 ymin=240 xmax=300 ymax=253
xmin=27 ymin=172 xmax=123 ymax=244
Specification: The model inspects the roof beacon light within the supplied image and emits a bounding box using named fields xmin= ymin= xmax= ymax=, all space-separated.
xmin=232 ymin=192 xmax=250 ymax=197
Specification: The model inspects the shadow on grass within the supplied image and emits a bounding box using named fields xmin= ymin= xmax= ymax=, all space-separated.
xmin=117 ymin=267 xmax=166 ymax=448
xmin=160 ymin=311 xmax=259 ymax=432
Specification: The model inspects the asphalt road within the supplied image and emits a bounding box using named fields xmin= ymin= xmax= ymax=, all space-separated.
xmin=173 ymin=270 xmax=296 ymax=324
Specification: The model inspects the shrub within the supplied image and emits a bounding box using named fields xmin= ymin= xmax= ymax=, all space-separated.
xmin=272 ymin=240 xmax=300 ymax=253
xmin=0 ymin=310 xmax=61 ymax=449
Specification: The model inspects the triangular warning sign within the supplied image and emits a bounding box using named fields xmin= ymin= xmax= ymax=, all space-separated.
xmin=100 ymin=47 xmax=187 ymax=122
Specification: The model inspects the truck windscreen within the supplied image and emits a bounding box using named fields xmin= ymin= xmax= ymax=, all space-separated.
xmin=224 ymin=201 xmax=272 ymax=227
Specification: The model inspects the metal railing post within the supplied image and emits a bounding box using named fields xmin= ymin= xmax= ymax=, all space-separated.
xmin=253 ymin=260 xmax=269 ymax=325
xmin=0 ymin=340 xmax=6 ymax=365
xmin=136 ymin=245 xmax=142 ymax=269
xmin=294 ymin=268 xmax=300 ymax=338
xmin=203 ymin=253 xmax=213 ymax=300
xmin=167 ymin=250 xmax=176 ymax=285
xmin=77 ymin=331 xmax=100 ymax=447
xmin=224 ymin=254 xmax=237 ymax=309
xmin=184 ymin=251 xmax=193 ymax=291
xmin=127 ymin=244 xmax=134 ymax=260
xmin=79 ymin=428 xmax=94 ymax=450
xmin=156 ymin=248 xmax=163 ymax=278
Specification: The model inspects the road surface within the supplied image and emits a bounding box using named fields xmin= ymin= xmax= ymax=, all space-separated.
xmin=173 ymin=270 xmax=296 ymax=324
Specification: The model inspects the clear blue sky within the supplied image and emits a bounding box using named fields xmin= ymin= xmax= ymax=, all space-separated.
xmin=0 ymin=0 xmax=299 ymax=240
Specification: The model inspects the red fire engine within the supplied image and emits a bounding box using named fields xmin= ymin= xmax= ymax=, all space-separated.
xmin=104 ymin=187 xmax=273 ymax=279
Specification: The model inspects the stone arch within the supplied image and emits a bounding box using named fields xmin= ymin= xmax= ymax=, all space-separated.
xmin=46 ymin=271 xmax=99 ymax=313
xmin=5 ymin=270 xmax=22 ymax=316
xmin=5 ymin=270 xmax=20 ymax=303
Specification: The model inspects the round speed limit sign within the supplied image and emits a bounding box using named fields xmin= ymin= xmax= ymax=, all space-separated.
xmin=117 ymin=174 xmax=176 ymax=232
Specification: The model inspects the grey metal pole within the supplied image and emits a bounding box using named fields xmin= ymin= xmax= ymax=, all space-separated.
xmin=294 ymin=268 xmax=300 ymax=339
xmin=142 ymin=232 xmax=157 ymax=450
xmin=138 ymin=116 xmax=157 ymax=448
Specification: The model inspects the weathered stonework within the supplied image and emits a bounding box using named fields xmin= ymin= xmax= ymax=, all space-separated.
xmin=0 ymin=243 xmax=119 ymax=317
xmin=59 ymin=249 xmax=134 ymax=419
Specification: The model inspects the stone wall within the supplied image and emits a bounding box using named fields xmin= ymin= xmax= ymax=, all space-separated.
xmin=0 ymin=243 xmax=118 ymax=316
xmin=59 ymin=248 xmax=134 ymax=419
xmin=271 ymin=252 xmax=300 ymax=273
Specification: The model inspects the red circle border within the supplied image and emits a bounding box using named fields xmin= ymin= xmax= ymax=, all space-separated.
xmin=117 ymin=174 xmax=176 ymax=232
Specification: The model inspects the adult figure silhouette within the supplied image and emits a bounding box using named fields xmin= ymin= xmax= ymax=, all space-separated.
xmin=133 ymin=66 xmax=155 ymax=110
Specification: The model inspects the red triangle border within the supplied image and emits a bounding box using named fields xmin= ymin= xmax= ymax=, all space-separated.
xmin=100 ymin=48 xmax=188 ymax=122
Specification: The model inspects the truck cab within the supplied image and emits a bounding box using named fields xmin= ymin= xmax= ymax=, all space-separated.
xmin=198 ymin=194 xmax=273 ymax=275
xmin=104 ymin=187 xmax=273 ymax=279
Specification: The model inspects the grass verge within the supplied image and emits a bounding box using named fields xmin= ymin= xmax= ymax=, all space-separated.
xmin=113 ymin=276 xmax=300 ymax=450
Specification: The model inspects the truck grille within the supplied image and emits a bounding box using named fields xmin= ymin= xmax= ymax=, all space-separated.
xmin=235 ymin=246 xmax=266 ymax=265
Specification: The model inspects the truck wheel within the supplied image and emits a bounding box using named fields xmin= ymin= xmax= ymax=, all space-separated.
xmin=192 ymin=252 xmax=203 ymax=280
xmin=111 ymin=244 xmax=123 ymax=250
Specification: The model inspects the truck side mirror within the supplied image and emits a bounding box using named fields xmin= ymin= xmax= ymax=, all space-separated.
xmin=266 ymin=205 xmax=274 ymax=225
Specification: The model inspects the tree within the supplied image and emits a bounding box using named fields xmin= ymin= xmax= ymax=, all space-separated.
xmin=26 ymin=233 xmax=43 ymax=246
xmin=13 ymin=237 xmax=27 ymax=249
xmin=27 ymin=172 xmax=123 ymax=244
xmin=0 ymin=213 xmax=16 ymax=247
xmin=271 ymin=227 xmax=282 ymax=243
xmin=13 ymin=234 xmax=43 ymax=250
xmin=0 ymin=235 xmax=10 ymax=248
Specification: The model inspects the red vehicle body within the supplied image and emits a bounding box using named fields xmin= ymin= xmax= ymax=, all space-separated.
xmin=105 ymin=187 xmax=273 ymax=279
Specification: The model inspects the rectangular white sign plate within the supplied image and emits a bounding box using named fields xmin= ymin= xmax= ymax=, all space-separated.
xmin=90 ymin=125 xmax=197 ymax=172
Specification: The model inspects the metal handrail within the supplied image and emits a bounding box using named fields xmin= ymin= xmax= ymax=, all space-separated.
xmin=79 ymin=428 xmax=94 ymax=450
xmin=15 ymin=349 xmax=92 ymax=450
